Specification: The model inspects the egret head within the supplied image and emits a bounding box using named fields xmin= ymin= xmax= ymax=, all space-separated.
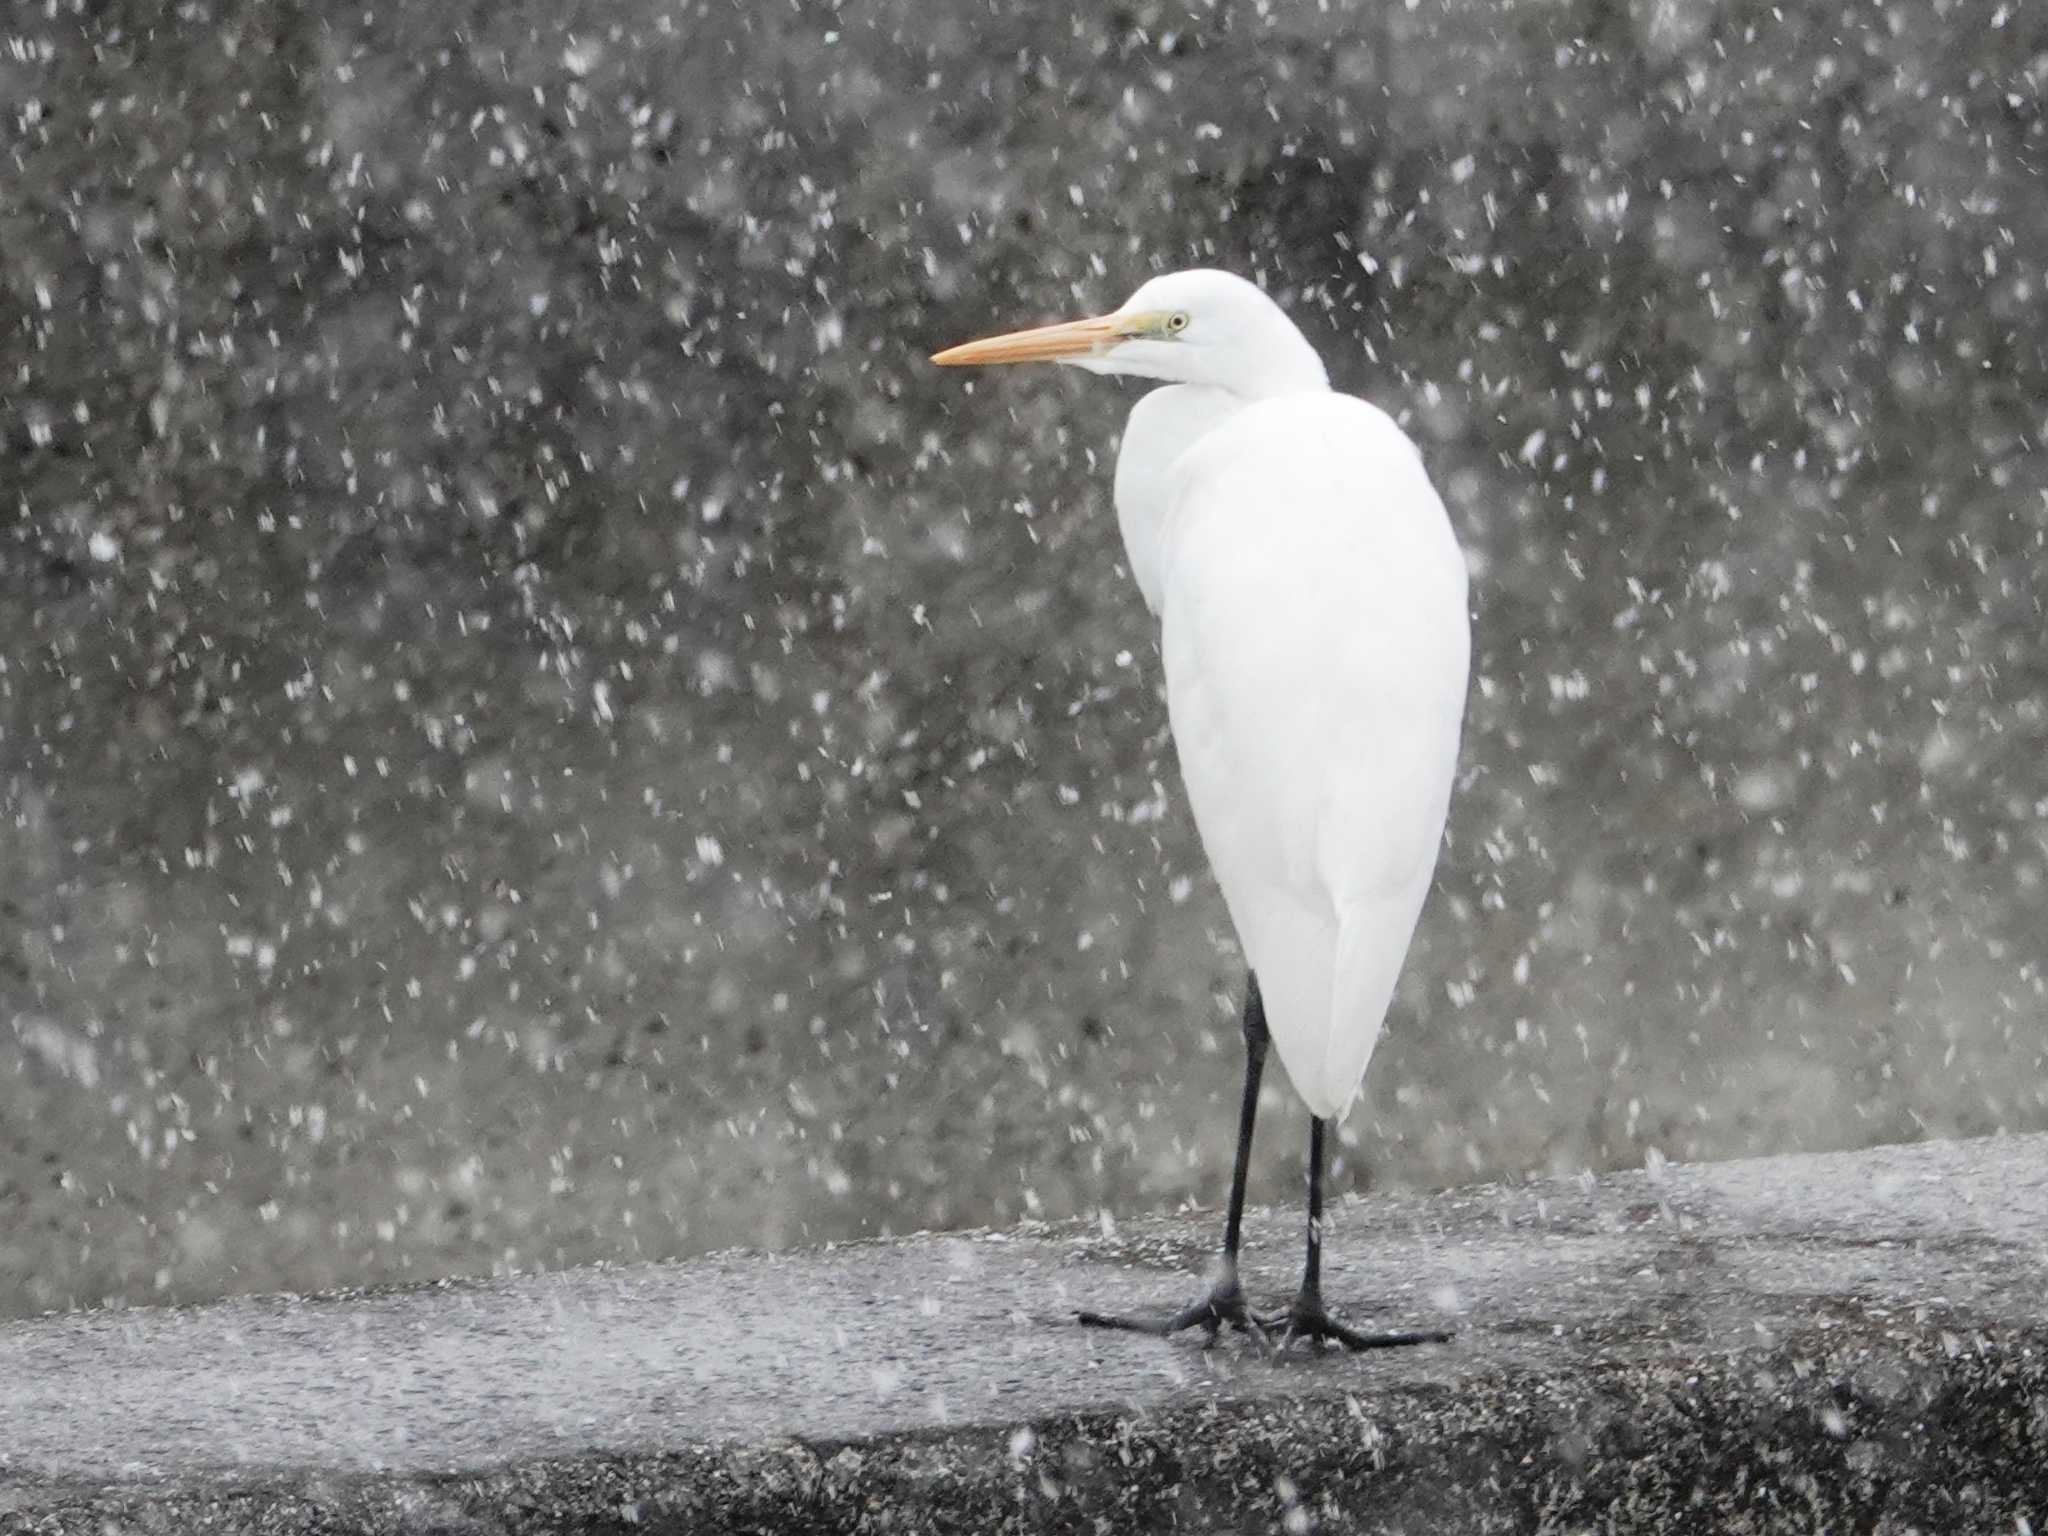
xmin=933 ymin=268 xmax=1328 ymax=399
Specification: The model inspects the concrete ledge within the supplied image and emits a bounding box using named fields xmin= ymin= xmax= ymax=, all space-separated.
xmin=4 ymin=1134 xmax=2045 ymax=1532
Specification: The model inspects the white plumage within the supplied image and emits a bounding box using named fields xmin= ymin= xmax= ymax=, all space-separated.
xmin=937 ymin=268 xmax=1468 ymax=1123
xmin=1154 ymin=386 xmax=1467 ymax=1114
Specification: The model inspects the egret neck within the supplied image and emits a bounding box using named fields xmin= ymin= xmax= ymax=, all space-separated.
xmin=1105 ymin=290 xmax=1329 ymax=616
xmin=1114 ymin=386 xmax=1255 ymax=615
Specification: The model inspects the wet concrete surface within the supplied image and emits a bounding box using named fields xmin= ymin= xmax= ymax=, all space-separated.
xmin=2 ymin=1133 xmax=2044 ymax=1532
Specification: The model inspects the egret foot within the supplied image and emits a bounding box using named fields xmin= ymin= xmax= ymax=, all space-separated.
xmin=1259 ymin=1287 xmax=1453 ymax=1354
xmin=1078 ymin=1272 xmax=1269 ymax=1347
xmin=1079 ymin=974 xmax=1275 ymax=1351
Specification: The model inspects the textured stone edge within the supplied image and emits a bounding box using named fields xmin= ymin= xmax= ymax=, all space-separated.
xmin=9 ymin=1317 xmax=2045 ymax=1534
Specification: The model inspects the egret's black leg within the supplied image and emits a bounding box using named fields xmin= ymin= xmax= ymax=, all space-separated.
xmin=1262 ymin=1117 xmax=1454 ymax=1352
xmin=1079 ymin=972 xmax=1271 ymax=1346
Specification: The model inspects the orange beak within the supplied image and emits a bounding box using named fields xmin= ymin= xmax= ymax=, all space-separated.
xmin=931 ymin=313 xmax=1123 ymax=367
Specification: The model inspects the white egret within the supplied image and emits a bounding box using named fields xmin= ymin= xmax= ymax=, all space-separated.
xmin=933 ymin=269 xmax=1469 ymax=1350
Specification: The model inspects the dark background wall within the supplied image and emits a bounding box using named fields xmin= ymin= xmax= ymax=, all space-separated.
xmin=2 ymin=0 xmax=2043 ymax=1315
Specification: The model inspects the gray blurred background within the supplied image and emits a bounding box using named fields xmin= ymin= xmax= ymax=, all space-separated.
xmin=3 ymin=0 xmax=2043 ymax=1318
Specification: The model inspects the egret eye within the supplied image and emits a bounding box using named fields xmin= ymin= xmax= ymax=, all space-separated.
xmin=1166 ymin=312 xmax=1191 ymax=334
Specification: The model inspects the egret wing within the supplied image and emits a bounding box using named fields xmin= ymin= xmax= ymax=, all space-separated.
xmin=1158 ymin=394 xmax=1469 ymax=1116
